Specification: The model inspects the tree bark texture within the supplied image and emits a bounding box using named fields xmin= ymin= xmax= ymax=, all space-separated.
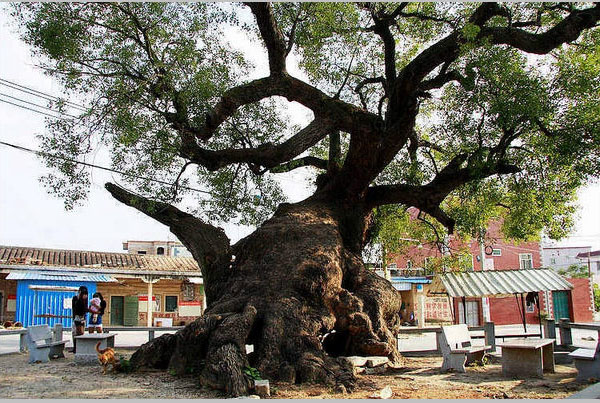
xmin=129 ymin=199 xmax=402 ymax=396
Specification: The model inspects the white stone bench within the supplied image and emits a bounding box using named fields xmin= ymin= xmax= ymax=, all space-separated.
xmin=440 ymin=324 xmax=490 ymax=373
xmin=25 ymin=324 xmax=67 ymax=363
xmin=569 ymin=330 xmax=600 ymax=381
xmin=74 ymin=333 xmax=116 ymax=365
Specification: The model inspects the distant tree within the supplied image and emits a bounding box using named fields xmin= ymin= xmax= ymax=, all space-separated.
xmin=12 ymin=2 xmax=600 ymax=395
xmin=594 ymin=283 xmax=600 ymax=312
xmin=558 ymin=264 xmax=590 ymax=278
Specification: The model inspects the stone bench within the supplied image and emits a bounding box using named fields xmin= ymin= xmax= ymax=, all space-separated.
xmin=26 ymin=324 xmax=67 ymax=363
xmin=440 ymin=324 xmax=491 ymax=373
xmin=74 ymin=333 xmax=116 ymax=365
xmin=569 ymin=330 xmax=600 ymax=381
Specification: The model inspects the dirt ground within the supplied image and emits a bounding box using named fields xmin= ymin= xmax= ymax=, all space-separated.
xmin=0 ymin=351 xmax=592 ymax=399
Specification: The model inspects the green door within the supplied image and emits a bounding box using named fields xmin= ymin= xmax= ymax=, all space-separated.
xmin=552 ymin=291 xmax=571 ymax=321
xmin=123 ymin=296 xmax=139 ymax=326
xmin=110 ymin=296 xmax=124 ymax=326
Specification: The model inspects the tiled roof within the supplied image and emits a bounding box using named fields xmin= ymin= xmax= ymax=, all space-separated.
xmin=576 ymin=250 xmax=600 ymax=258
xmin=0 ymin=245 xmax=200 ymax=273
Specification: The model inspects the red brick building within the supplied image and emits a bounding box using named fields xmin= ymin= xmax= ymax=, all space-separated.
xmin=387 ymin=215 xmax=595 ymax=326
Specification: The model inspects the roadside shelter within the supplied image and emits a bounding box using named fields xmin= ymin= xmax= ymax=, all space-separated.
xmin=429 ymin=268 xmax=574 ymax=333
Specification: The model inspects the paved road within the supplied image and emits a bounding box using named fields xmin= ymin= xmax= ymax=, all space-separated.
xmin=1 ymin=323 xmax=598 ymax=355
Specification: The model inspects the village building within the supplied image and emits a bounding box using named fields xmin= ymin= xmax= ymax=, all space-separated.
xmin=123 ymin=240 xmax=192 ymax=257
xmin=377 ymin=219 xmax=595 ymax=328
xmin=542 ymin=245 xmax=592 ymax=272
xmin=576 ymin=250 xmax=600 ymax=284
xmin=0 ymin=245 xmax=204 ymax=327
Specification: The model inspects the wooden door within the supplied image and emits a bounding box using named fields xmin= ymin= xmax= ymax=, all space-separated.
xmin=552 ymin=291 xmax=571 ymax=321
xmin=110 ymin=296 xmax=124 ymax=326
xmin=123 ymin=296 xmax=139 ymax=326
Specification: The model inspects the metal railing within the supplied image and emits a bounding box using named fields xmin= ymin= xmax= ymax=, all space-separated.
xmin=555 ymin=319 xmax=600 ymax=348
xmin=102 ymin=326 xmax=184 ymax=341
xmin=396 ymin=322 xmax=544 ymax=354
xmin=0 ymin=324 xmax=186 ymax=353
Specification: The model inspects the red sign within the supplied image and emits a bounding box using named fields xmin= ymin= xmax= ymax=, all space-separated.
xmin=7 ymin=295 xmax=16 ymax=300
xmin=179 ymin=301 xmax=201 ymax=306
xmin=138 ymin=296 xmax=157 ymax=301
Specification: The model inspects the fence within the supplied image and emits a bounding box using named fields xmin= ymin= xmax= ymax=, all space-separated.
xmin=102 ymin=326 xmax=184 ymax=342
xmin=0 ymin=324 xmax=185 ymax=353
xmin=397 ymin=321 xmax=542 ymax=354
xmin=553 ymin=318 xmax=600 ymax=348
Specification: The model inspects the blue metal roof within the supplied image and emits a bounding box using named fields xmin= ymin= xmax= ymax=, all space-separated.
xmin=391 ymin=276 xmax=431 ymax=284
xmin=6 ymin=271 xmax=116 ymax=282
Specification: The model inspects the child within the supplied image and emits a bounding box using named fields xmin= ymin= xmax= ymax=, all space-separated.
xmin=89 ymin=293 xmax=102 ymax=323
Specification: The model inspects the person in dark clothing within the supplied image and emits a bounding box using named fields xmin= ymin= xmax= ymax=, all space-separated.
xmin=71 ymin=286 xmax=88 ymax=353
xmin=88 ymin=292 xmax=107 ymax=334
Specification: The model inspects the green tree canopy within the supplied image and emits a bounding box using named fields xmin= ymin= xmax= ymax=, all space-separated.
xmin=11 ymin=2 xmax=600 ymax=237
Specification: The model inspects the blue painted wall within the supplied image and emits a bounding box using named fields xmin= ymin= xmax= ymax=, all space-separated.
xmin=15 ymin=280 xmax=97 ymax=327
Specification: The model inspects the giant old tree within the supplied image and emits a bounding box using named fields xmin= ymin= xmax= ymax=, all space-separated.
xmin=14 ymin=2 xmax=600 ymax=395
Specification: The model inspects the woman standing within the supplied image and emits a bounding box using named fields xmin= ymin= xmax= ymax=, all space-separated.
xmin=88 ymin=292 xmax=107 ymax=334
xmin=71 ymin=286 xmax=88 ymax=353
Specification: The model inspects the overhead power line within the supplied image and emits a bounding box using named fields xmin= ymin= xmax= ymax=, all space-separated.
xmin=0 ymin=140 xmax=212 ymax=195
xmin=0 ymin=92 xmax=78 ymax=119
xmin=0 ymin=77 xmax=87 ymax=111
xmin=0 ymin=98 xmax=68 ymax=120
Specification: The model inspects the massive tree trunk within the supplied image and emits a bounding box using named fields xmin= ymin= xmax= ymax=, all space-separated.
xmin=126 ymin=195 xmax=402 ymax=396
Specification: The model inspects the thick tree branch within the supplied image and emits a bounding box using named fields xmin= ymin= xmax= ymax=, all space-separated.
xmin=245 ymin=2 xmax=288 ymax=74
xmin=269 ymin=156 xmax=328 ymax=173
xmin=396 ymin=3 xmax=600 ymax=100
xmin=169 ymin=74 xmax=381 ymax=144
xmin=328 ymin=131 xmax=342 ymax=172
xmin=480 ymin=5 xmax=600 ymax=55
xmin=370 ymin=11 xmax=397 ymax=84
xmin=105 ymin=183 xmax=230 ymax=269
xmin=365 ymin=184 xmax=456 ymax=232
xmin=181 ymin=119 xmax=333 ymax=172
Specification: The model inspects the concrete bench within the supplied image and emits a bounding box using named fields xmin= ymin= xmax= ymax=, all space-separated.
xmin=440 ymin=324 xmax=491 ymax=372
xmin=74 ymin=333 xmax=116 ymax=365
xmin=25 ymin=324 xmax=67 ymax=363
xmin=569 ymin=330 xmax=600 ymax=381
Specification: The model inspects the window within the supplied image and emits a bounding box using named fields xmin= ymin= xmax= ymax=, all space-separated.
xmin=519 ymin=253 xmax=533 ymax=270
xmin=137 ymin=250 xmax=147 ymax=255
xmin=165 ymin=296 xmax=178 ymax=312
xmin=387 ymin=263 xmax=397 ymax=269
xmin=526 ymin=300 xmax=535 ymax=313
xmin=550 ymin=258 xmax=556 ymax=265
xmin=492 ymin=249 xmax=502 ymax=256
xmin=406 ymin=261 xmax=413 ymax=269
xmin=156 ymin=247 xmax=165 ymax=255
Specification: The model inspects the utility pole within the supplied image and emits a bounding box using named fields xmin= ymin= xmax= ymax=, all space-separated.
xmin=479 ymin=228 xmax=491 ymax=323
